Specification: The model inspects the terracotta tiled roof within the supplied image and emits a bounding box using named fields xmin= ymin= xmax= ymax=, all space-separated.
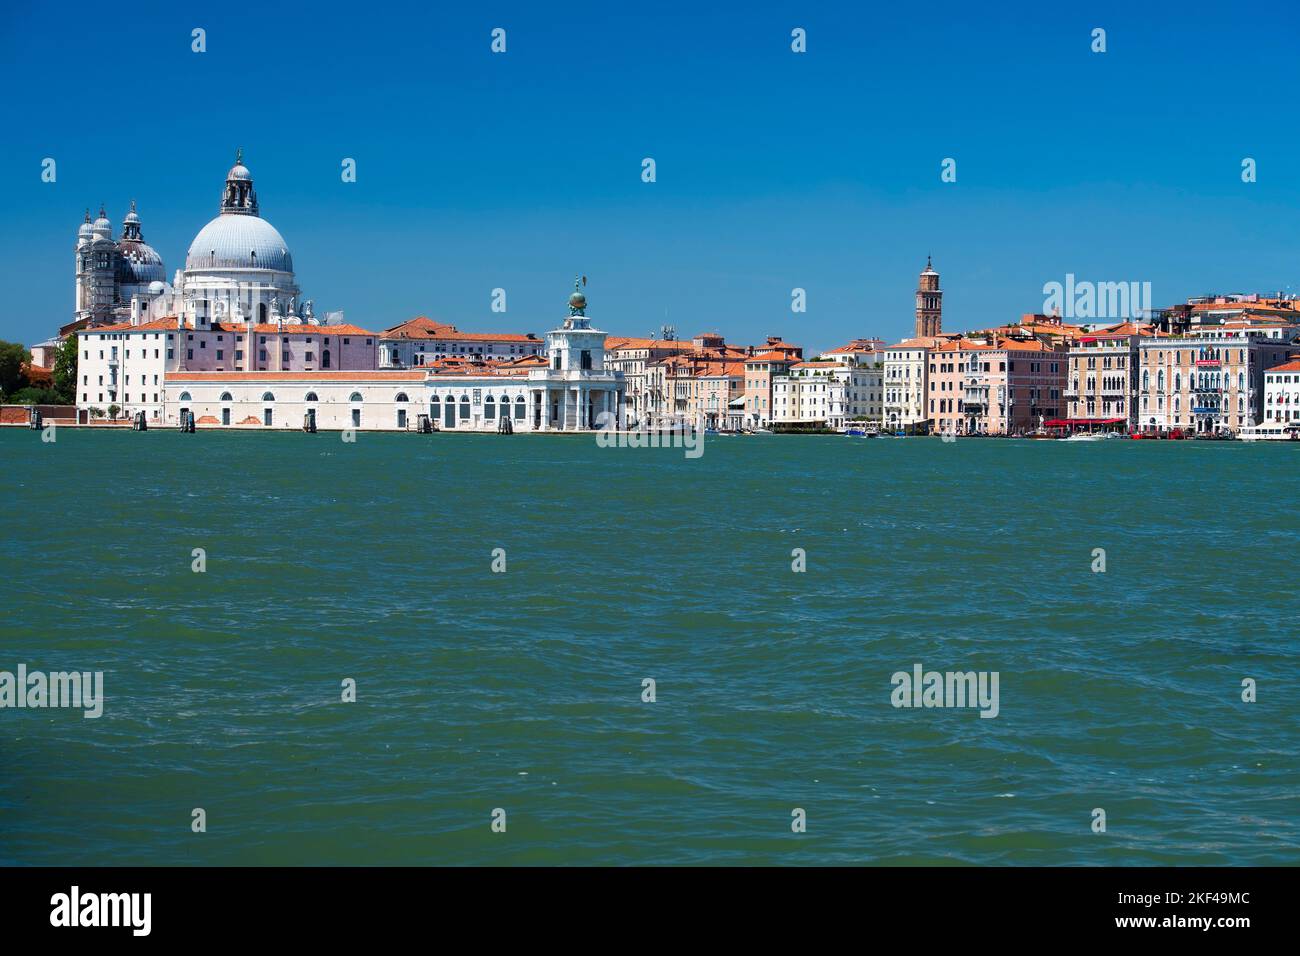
xmin=21 ymin=363 xmax=53 ymax=385
xmin=380 ymin=315 xmax=538 ymax=343
xmin=606 ymin=337 xmax=694 ymax=352
xmin=1076 ymin=322 xmax=1154 ymax=340
xmin=933 ymin=337 xmax=1061 ymax=353
xmin=824 ymin=338 xmax=885 ymax=354
xmin=494 ymin=354 xmax=548 ymax=369
xmin=81 ymin=316 xmax=181 ymax=334
xmin=167 ymin=370 xmax=427 ymax=382
xmin=382 ymin=316 xmax=455 ymax=337
xmin=1265 ymin=360 xmax=1300 ymax=373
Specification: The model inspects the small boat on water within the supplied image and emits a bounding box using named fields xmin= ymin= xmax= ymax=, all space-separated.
xmin=1238 ymin=423 xmax=1300 ymax=442
xmin=1129 ymin=428 xmax=1189 ymax=440
xmin=1061 ymin=432 xmax=1105 ymax=441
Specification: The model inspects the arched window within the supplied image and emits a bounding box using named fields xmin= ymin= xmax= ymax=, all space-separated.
xmin=219 ymin=392 xmax=233 ymax=402
xmin=459 ymin=395 xmax=470 ymax=419
xmin=394 ymin=392 xmax=409 ymax=403
xmin=349 ymin=392 xmax=363 ymax=402
xmin=429 ymin=395 xmax=441 ymax=405
xmin=322 ymin=349 xmax=331 ymax=368
xmin=262 ymin=392 xmax=275 ymax=402
xmin=304 ymin=392 xmax=319 ymax=402
xmin=1157 ymin=370 xmax=1165 ymax=391
xmin=484 ymin=394 xmax=496 ymax=419
xmin=179 ymin=391 xmax=192 ymax=401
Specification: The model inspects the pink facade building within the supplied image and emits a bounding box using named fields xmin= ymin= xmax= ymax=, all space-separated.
xmin=928 ymin=337 xmax=1067 ymax=435
xmin=177 ymin=320 xmax=377 ymax=371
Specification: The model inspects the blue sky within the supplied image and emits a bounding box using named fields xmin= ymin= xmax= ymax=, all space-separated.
xmin=2 ymin=0 xmax=1298 ymax=353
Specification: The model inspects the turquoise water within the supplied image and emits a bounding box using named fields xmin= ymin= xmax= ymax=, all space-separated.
xmin=1 ymin=429 xmax=1296 ymax=865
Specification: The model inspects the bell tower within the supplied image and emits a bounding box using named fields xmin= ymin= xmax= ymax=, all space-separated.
xmin=915 ymin=256 xmax=942 ymax=338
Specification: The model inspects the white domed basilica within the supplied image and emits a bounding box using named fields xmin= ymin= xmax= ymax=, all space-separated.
xmin=75 ymin=150 xmax=315 ymax=329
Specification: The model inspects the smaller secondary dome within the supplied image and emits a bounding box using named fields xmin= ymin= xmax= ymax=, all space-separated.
xmin=148 ymin=280 xmax=168 ymax=295
xmin=117 ymin=242 xmax=166 ymax=286
xmin=92 ymin=205 xmax=112 ymax=239
xmin=568 ymin=290 xmax=587 ymax=310
xmin=227 ymin=163 xmax=252 ymax=182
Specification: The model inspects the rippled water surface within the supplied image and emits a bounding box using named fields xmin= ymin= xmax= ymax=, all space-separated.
xmin=1 ymin=429 xmax=1296 ymax=865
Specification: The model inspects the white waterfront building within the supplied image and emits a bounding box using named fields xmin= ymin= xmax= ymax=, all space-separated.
xmin=883 ymin=338 xmax=935 ymax=432
xmin=161 ymin=281 xmax=625 ymax=431
xmin=820 ymin=340 xmax=885 ymax=429
xmin=1262 ymin=355 xmax=1300 ymax=425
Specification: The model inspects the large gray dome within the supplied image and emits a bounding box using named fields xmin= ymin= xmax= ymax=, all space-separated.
xmin=185 ymin=214 xmax=294 ymax=273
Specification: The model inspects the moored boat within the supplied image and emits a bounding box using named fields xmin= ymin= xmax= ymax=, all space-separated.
xmin=1238 ymin=422 xmax=1300 ymax=442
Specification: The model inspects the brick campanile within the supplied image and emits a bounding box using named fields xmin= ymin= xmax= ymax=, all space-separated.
xmin=915 ymin=256 xmax=942 ymax=338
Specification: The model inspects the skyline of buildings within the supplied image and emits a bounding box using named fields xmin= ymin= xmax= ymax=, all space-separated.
xmin=11 ymin=153 xmax=1300 ymax=438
